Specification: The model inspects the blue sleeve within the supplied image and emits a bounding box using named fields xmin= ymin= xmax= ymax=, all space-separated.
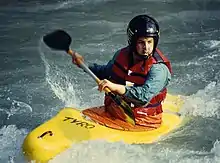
xmin=124 ymin=63 xmax=171 ymax=105
xmin=88 ymin=50 xmax=120 ymax=80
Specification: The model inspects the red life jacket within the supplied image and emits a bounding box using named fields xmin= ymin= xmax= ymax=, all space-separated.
xmin=105 ymin=47 xmax=172 ymax=117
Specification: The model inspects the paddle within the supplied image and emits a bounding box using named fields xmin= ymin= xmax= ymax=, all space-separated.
xmin=43 ymin=29 xmax=135 ymax=125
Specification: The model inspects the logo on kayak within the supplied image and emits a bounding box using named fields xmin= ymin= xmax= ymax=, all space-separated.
xmin=63 ymin=116 xmax=95 ymax=129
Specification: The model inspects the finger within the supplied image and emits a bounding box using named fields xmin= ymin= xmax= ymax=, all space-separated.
xmin=72 ymin=57 xmax=81 ymax=68
xmin=98 ymin=84 xmax=105 ymax=92
xmin=99 ymin=80 xmax=105 ymax=86
xmin=80 ymin=57 xmax=84 ymax=62
xmin=98 ymin=81 xmax=103 ymax=91
xmin=72 ymin=57 xmax=75 ymax=64
xmin=103 ymin=79 xmax=108 ymax=83
xmin=101 ymin=83 xmax=109 ymax=92
xmin=98 ymin=85 xmax=105 ymax=92
xmin=98 ymin=85 xmax=102 ymax=92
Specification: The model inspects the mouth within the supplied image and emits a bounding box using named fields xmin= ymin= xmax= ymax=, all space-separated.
xmin=143 ymin=51 xmax=149 ymax=55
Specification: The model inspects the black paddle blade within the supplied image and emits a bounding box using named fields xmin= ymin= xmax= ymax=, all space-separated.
xmin=43 ymin=29 xmax=71 ymax=52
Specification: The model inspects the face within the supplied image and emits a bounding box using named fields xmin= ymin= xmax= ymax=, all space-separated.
xmin=135 ymin=37 xmax=154 ymax=56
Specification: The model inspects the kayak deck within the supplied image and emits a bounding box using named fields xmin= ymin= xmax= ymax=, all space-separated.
xmin=22 ymin=94 xmax=184 ymax=163
xmin=82 ymin=106 xmax=162 ymax=131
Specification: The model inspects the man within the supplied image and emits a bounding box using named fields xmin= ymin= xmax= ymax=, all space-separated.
xmin=72 ymin=14 xmax=172 ymax=129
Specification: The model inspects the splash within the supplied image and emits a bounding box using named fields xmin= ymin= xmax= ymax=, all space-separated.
xmin=50 ymin=138 xmax=220 ymax=163
xmin=0 ymin=98 xmax=32 ymax=119
xmin=181 ymin=82 xmax=220 ymax=118
xmin=50 ymin=140 xmax=151 ymax=163
xmin=38 ymin=40 xmax=81 ymax=108
xmin=211 ymin=140 xmax=220 ymax=157
xmin=0 ymin=125 xmax=27 ymax=163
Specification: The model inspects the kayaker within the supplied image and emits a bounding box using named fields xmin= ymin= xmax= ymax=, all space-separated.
xmin=72 ymin=14 xmax=172 ymax=128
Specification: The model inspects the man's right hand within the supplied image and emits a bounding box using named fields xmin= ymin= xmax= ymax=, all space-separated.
xmin=72 ymin=51 xmax=84 ymax=67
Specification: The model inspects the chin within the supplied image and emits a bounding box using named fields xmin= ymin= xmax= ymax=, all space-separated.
xmin=143 ymin=53 xmax=149 ymax=56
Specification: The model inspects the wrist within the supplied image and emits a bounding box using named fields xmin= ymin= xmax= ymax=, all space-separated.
xmin=115 ymin=84 xmax=126 ymax=95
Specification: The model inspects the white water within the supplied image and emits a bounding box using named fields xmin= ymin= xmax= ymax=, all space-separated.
xmin=50 ymin=139 xmax=220 ymax=163
xmin=1 ymin=0 xmax=220 ymax=163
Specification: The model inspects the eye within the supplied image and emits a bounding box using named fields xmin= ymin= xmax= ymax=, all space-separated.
xmin=137 ymin=40 xmax=144 ymax=44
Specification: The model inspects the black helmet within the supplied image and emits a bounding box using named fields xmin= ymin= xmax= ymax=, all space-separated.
xmin=127 ymin=15 xmax=160 ymax=53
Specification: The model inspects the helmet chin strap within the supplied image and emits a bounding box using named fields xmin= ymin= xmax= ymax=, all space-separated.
xmin=134 ymin=51 xmax=153 ymax=60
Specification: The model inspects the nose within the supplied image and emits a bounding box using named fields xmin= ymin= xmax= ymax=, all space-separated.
xmin=143 ymin=41 xmax=149 ymax=49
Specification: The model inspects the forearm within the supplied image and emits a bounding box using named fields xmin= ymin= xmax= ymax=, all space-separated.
xmin=113 ymin=84 xmax=126 ymax=95
xmin=124 ymin=64 xmax=171 ymax=105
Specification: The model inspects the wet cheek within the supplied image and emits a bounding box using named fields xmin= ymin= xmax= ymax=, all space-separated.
xmin=146 ymin=45 xmax=151 ymax=51
xmin=136 ymin=45 xmax=142 ymax=51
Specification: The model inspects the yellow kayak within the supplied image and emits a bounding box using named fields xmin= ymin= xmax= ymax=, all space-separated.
xmin=22 ymin=94 xmax=185 ymax=163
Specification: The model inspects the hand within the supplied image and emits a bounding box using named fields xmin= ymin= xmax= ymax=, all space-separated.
xmin=72 ymin=51 xmax=84 ymax=67
xmin=98 ymin=79 xmax=116 ymax=92
xmin=98 ymin=79 xmax=126 ymax=95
